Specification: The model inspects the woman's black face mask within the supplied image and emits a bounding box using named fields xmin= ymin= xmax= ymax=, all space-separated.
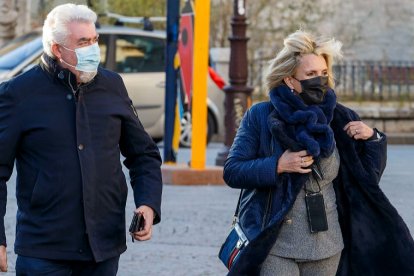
xmin=293 ymin=76 xmax=329 ymax=105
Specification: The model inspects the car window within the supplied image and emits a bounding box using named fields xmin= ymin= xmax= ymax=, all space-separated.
xmin=0 ymin=37 xmax=42 ymax=70
xmin=98 ymin=34 xmax=109 ymax=67
xmin=115 ymin=34 xmax=164 ymax=73
xmin=0 ymin=32 xmax=40 ymax=56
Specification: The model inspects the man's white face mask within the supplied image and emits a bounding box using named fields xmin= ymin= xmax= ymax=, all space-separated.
xmin=60 ymin=43 xmax=101 ymax=83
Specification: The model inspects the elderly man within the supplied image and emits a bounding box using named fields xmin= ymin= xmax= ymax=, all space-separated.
xmin=0 ymin=4 xmax=162 ymax=275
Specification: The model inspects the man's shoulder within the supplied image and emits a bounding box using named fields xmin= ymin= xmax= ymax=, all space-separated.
xmin=94 ymin=67 xmax=129 ymax=98
xmin=8 ymin=65 xmax=44 ymax=85
xmin=0 ymin=65 xmax=44 ymax=99
xmin=97 ymin=67 xmax=123 ymax=83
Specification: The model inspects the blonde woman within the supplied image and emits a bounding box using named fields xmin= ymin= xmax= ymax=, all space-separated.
xmin=222 ymin=30 xmax=414 ymax=275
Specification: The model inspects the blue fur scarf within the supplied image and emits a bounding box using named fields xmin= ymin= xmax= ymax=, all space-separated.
xmin=267 ymin=84 xmax=337 ymax=158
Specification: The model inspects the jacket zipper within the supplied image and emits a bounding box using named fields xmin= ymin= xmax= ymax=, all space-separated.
xmin=228 ymin=223 xmax=249 ymax=269
xmin=68 ymin=74 xmax=80 ymax=101
xmin=261 ymin=189 xmax=273 ymax=230
xmin=227 ymin=248 xmax=240 ymax=269
xmin=261 ymin=137 xmax=275 ymax=230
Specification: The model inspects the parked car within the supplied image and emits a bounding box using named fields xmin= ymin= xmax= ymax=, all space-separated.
xmin=0 ymin=26 xmax=224 ymax=147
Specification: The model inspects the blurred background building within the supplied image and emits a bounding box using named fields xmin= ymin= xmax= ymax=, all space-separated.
xmin=2 ymin=0 xmax=414 ymax=141
xmin=4 ymin=0 xmax=413 ymax=60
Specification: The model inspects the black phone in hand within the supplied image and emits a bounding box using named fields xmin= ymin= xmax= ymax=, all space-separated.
xmin=129 ymin=212 xmax=145 ymax=242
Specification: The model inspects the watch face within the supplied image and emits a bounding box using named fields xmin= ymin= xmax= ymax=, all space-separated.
xmin=373 ymin=128 xmax=381 ymax=140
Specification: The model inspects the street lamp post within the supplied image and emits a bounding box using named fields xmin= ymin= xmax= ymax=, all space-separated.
xmin=215 ymin=0 xmax=253 ymax=166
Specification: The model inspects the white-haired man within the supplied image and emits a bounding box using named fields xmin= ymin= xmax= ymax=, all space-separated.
xmin=0 ymin=4 xmax=162 ymax=274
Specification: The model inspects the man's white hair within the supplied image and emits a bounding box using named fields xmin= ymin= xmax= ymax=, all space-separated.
xmin=42 ymin=4 xmax=97 ymax=58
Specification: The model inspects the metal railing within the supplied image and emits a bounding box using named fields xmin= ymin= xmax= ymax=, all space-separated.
xmin=333 ymin=60 xmax=414 ymax=101
xmin=250 ymin=59 xmax=414 ymax=102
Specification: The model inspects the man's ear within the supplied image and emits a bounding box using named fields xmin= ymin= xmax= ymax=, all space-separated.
xmin=283 ymin=76 xmax=295 ymax=90
xmin=51 ymin=43 xmax=62 ymax=60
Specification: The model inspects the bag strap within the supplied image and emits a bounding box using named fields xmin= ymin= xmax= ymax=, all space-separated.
xmin=304 ymin=160 xmax=324 ymax=194
xmin=232 ymin=190 xmax=243 ymax=225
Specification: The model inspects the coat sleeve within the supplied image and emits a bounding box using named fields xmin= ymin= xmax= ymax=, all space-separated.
xmin=362 ymin=131 xmax=387 ymax=179
xmin=0 ymin=81 xmax=21 ymax=246
xmin=116 ymin=76 xmax=163 ymax=225
xmin=338 ymin=104 xmax=387 ymax=182
xmin=345 ymin=106 xmax=388 ymax=181
xmin=223 ymin=107 xmax=280 ymax=189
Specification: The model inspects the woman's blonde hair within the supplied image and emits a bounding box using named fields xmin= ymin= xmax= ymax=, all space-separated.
xmin=265 ymin=30 xmax=343 ymax=91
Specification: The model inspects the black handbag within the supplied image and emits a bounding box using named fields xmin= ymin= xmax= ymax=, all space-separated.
xmin=218 ymin=191 xmax=249 ymax=270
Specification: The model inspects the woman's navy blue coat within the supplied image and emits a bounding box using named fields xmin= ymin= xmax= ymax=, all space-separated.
xmin=224 ymin=101 xmax=414 ymax=275
xmin=0 ymin=56 xmax=162 ymax=262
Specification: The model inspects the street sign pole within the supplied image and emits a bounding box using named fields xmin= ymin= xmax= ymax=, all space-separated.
xmin=215 ymin=0 xmax=253 ymax=166
xmin=164 ymin=0 xmax=180 ymax=162
xmin=191 ymin=0 xmax=211 ymax=169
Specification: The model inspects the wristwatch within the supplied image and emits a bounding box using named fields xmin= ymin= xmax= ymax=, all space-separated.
xmin=367 ymin=128 xmax=382 ymax=141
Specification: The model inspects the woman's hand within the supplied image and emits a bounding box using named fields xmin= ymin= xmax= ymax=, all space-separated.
xmin=277 ymin=149 xmax=314 ymax=174
xmin=344 ymin=121 xmax=374 ymax=140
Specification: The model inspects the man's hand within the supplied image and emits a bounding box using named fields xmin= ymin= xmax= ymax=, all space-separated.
xmin=131 ymin=205 xmax=155 ymax=242
xmin=0 ymin=245 xmax=7 ymax=272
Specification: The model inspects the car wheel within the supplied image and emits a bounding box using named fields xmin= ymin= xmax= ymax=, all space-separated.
xmin=179 ymin=111 xmax=192 ymax=148
xmin=179 ymin=111 xmax=215 ymax=148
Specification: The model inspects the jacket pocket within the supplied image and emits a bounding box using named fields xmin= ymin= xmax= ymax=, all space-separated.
xmin=30 ymin=170 xmax=61 ymax=208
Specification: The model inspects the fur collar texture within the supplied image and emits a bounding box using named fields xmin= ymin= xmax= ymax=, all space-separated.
xmin=268 ymin=84 xmax=336 ymax=158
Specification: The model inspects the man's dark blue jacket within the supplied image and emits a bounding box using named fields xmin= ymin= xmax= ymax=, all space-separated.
xmin=0 ymin=54 xmax=163 ymax=262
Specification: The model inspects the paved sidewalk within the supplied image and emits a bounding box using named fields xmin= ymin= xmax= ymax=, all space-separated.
xmin=2 ymin=144 xmax=413 ymax=275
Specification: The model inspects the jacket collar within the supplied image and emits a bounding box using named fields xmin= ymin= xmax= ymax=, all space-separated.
xmin=40 ymin=53 xmax=79 ymax=90
xmin=40 ymin=53 xmax=98 ymax=91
